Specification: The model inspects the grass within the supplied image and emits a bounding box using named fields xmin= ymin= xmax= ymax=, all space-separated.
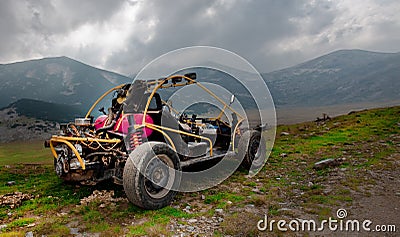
xmin=0 ymin=140 xmax=51 ymax=165
xmin=0 ymin=106 xmax=399 ymax=236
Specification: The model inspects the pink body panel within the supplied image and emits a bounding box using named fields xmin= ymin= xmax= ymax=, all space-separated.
xmin=94 ymin=114 xmax=153 ymax=137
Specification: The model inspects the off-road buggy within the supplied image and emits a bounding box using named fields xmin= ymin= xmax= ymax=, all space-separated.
xmin=45 ymin=73 xmax=265 ymax=209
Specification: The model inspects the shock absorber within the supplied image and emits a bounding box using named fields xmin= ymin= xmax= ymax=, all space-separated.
xmin=126 ymin=114 xmax=144 ymax=152
xmin=130 ymin=128 xmax=143 ymax=149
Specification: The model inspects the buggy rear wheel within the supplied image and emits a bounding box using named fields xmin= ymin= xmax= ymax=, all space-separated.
xmin=238 ymin=130 xmax=266 ymax=170
xmin=123 ymin=142 xmax=181 ymax=209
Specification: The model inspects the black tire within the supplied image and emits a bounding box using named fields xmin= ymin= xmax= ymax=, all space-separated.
xmin=238 ymin=130 xmax=266 ymax=170
xmin=123 ymin=142 xmax=181 ymax=210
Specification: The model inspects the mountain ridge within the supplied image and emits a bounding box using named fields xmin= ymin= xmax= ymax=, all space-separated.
xmin=0 ymin=49 xmax=399 ymax=122
xmin=262 ymin=49 xmax=400 ymax=107
xmin=0 ymin=56 xmax=131 ymax=108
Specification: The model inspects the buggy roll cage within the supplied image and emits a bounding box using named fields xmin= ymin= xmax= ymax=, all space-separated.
xmin=48 ymin=73 xmax=246 ymax=170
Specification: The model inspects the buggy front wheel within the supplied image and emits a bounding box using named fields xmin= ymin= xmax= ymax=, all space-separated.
xmin=123 ymin=142 xmax=181 ymax=210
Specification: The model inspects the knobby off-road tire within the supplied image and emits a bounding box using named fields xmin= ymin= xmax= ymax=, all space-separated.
xmin=123 ymin=142 xmax=181 ymax=210
xmin=238 ymin=130 xmax=266 ymax=170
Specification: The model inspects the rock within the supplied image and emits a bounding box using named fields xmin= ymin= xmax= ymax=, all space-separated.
xmin=279 ymin=153 xmax=288 ymax=158
xmin=6 ymin=181 xmax=16 ymax=186
xmin=188 ymin=218 xmax=198 ymax=223
xmin=25 ymin=231 xmax=34 ymax=237
xmin=280 ymin=132 xmax=290 ymax=136
xmin=79 ymin=190 xmax=127 ymax=206
xmin=186 ymin=226 xmax=195 ymax=231
xmin=69 ymin=227 xmax=80 ymax=235
xmin=278 ymin=208 xmax=292 ymax=212
xmin=217 ymin=217 xmax=224 ymax=222
xmin=0 ymin=224 xmax=7 ymax=230
xmin=395 ymin=192 xmax=400 ymax=197
xmin=201 ymin=195 xmax=205 ymax=200
xmin=313 ymin=158 xmax=341 ymax=170
xmin=307 ymin=182 xmax=314 ymax=187
xmin=227 ymin=201 xmax=232 ymax=205
xmin=215 ymin=208 xmax=223 ymax=214
xmin=27 ymin=223 xmax=36 ymax=227
xmin=245 ymin=204 xmax=255 ymax=208
xmin=0 ymin=192 xmax=34 ymax=209
xmin=185 ymin=205 xmax=191 ymax=210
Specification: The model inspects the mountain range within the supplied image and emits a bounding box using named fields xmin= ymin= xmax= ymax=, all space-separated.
xmin=0 ymin=56 xmax=131 ymax=109
xmin=263 ymin=49 xmax=400 ymax=107
xmin=0 ymin=49 xmax=399 ymax=123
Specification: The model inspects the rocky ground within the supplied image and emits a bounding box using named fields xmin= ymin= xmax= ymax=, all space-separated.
xmin=0 ymin=108 xmax=58 ymax=143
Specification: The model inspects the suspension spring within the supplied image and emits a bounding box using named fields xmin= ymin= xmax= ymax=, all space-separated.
xmin=130 ymin=129 xmax=143 ymax=150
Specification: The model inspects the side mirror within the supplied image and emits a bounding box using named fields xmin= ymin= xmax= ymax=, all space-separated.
xmin=230 ymin=95 xmax=235 ymax=105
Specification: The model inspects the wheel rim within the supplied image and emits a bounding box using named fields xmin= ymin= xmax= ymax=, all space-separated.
xmin=144 ymin=154 xmax=175 ymax=199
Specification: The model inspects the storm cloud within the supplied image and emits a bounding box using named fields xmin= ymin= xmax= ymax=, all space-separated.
xmin=0 ymin=0 xmax=399 ymax=75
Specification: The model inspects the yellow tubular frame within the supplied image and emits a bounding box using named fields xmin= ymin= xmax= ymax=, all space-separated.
xmin=49 ymin=136 xmax=122 ymax=170
xmin=147 ymin=123 xmax=213 ymax=156
xmin=141 ymin=74 xmax=244 ymax=155
xmin=231 ymin=118 xmax=245 ymax=151
xmin=85 ymin=84 xmax=126 ymax=118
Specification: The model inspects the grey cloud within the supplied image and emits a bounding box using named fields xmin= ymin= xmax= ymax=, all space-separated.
xmin=0 ymin=0 xmax=399 ymax=76
xmin=0 ymin=0 xmax=126 ymax=61
xmin=105 ymin=0 xmax=312 ymax=74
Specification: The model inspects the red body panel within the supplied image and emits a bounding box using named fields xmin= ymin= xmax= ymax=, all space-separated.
xmin=94 ymin=114 xmax=153 ymax=137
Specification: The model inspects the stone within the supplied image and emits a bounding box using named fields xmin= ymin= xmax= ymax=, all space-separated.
xmin=278 ymin=208 xmax=292 ymax=212
xmin=201 ymin=195 xmax=205 ymax=200
xmin=215 ymin=208 xmax=223 ymax=214
xmin=313 ymin=158 xmax=341 ymax=170
xmin=25 ymin=232 xmax=34 ymax=237
xmin=280 ymin=153 xmax=288 ymax=158
xmin=69 ymin=227 xmax=80 ymax=235
xmin=188 ymin=218 xmax=198 ymax=223
xmin=280 ymin=132 xmax=290 ymax=136
xmin=6 ymin=181 xmax=16 ymax=186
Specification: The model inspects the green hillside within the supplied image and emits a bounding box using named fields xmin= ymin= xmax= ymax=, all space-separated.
xmin=0 ymin=106 xmax=399 ymax=236
xmin=5 ymin=98 xmax=84 ymax=122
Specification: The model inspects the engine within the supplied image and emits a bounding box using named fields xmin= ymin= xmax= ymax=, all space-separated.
xmin=50 ymin=118 xmax=128 ymax=185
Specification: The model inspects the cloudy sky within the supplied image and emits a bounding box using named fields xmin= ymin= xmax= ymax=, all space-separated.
xmin=1 ymin=0 xmax=399 ymax=75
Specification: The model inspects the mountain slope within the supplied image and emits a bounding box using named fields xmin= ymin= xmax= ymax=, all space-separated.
xmin=263 ymin=49 xmax=400 ymax=107
xmin=4 ymin=98 xmax=84 ymax=122
xmin=0 ymin=57 xmax=131 ymax=109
